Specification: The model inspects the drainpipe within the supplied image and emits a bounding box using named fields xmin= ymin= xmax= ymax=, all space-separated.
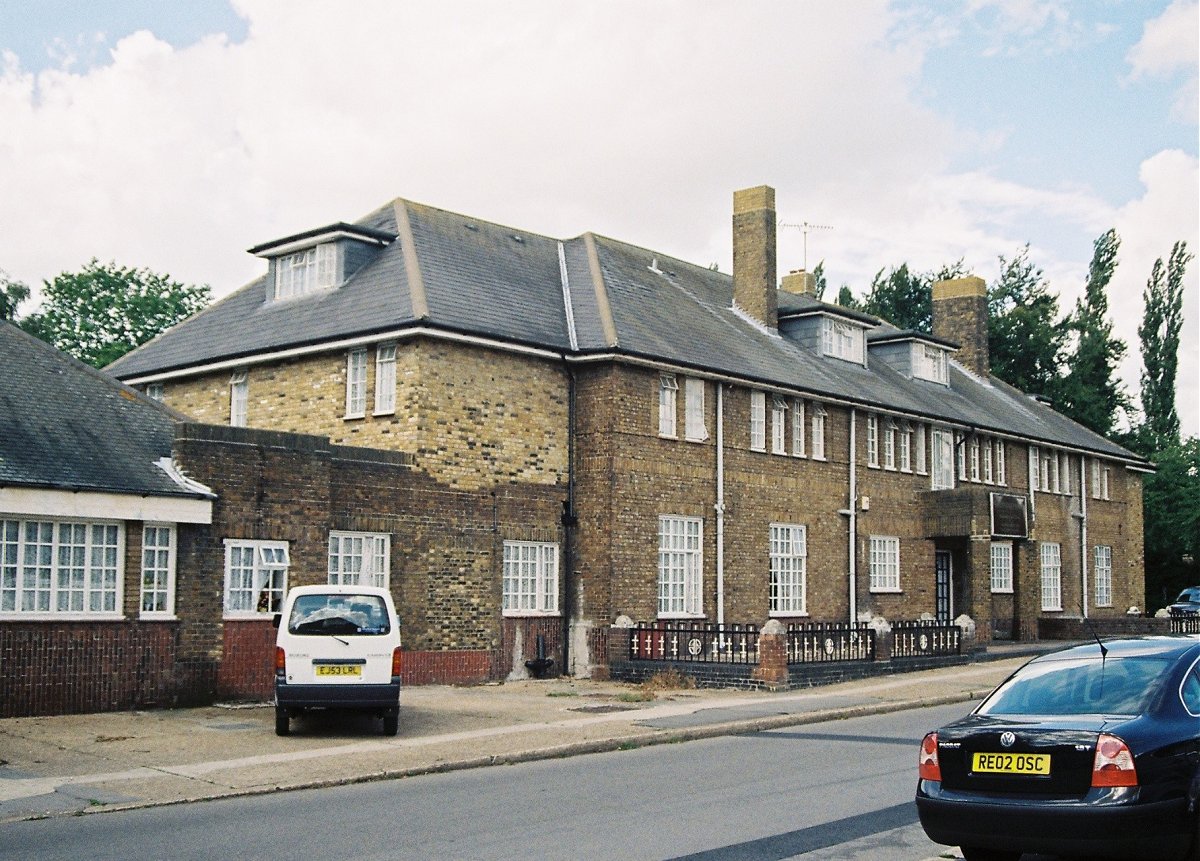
xmin=1078 ymin=453 xmax=1088 ymax=619
xmin=838 ymin=408 xmax=858 ymax=626
xmin=561 ymin=364 xmax=578 ymax=673
xmin=715 ymin=383 xmax=726 ymax=628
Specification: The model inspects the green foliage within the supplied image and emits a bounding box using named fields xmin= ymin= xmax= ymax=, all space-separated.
xmin=811 ymin=260 xmax=827 ymax=301
xmin=987 ymin=245 xmax=1066 ymax=398
xmin=1137 ymin=241 xmax=1191 ymax=451
xmin=0 ymin=269 xmax=30 ymax=321
xmin=19 ymin=259 xmax=210 ymax=368
xmin=1056 ymin=230 xmax=1128 ymax=436
xmin=1140 ymin=438 xmax=1200 ymax=611
xmin=835 ymin=284 xmax=861 ymax=310
xmin=858 ymin=259 xmax=967 ymax=333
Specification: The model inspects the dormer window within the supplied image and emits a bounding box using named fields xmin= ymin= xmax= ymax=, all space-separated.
xmin=822 ymin=318 xmax=866 ymax=365
xmin=913 ymin=342 xmax=949 ymax=384
xmin=275 ymin=243 xmax=337 ymax=300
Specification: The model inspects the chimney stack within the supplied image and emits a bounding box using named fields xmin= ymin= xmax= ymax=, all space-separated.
xmin=781 ymin=269 xmax=817 ymax=296
xmin=932 ymin=275 xmax=989 ymax=377
xmin=732 ymin=185 xmax=777 ymax=328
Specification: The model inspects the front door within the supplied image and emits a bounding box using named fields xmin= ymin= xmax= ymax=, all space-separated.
xmin=935 ymin=550 xmax=953 ymax=623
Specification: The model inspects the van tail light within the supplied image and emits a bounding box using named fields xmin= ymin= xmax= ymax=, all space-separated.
xmin=391 ymin=647 xmax=403 ymax=678
xmin=1092 ymin=734 xmax=1137 ymax=787
xmin=275 ymin=646 xmax=287 ymax=677
xmin=919 ymin=732 xmax=942 ymax=782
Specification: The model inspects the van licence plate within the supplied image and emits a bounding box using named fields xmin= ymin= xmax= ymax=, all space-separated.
xmin=315 ymin=665 xmax=362 ymax=677
xmin=972 ymin=752 xmax=1050 ymax=775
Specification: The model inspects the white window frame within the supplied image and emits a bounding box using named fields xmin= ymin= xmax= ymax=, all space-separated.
xmin=750 ymin=391 xmax=766 ymax=452
xmin=140 ymin=524 xmax=176 ymax=618
xmin=1030 ymin=444 xmax=1042 ymax=493
xmin=769 ymin=523 xmax=807 ymax=616
xmin=956 ymin=433 xmax=967 ymax=481
xmin=915 ymin=424 xmax=927 ymax=475
xmin=990 ymin=541 xmax=1013 ymax=593
xmin=791 ymin=398 xmax=806 ymax=458
xmin=996 ymin=440 xmax=1007 ymax=485
xmin=868 ymin=535 xmax=901 ymax=593
xmin=328 ymin=531 xmax=391 ymax=588
xmin=969 ymin=437 xmax=981 ymax=482
xmin=1094 ymin=545 xmax=1113 ymax=608
xmin=866 ymin=414 xmax=879 ymax=468
xmin=822 ymin=318 xmax=866 ymax=364
xmin=346 ymin=348 xmax=368 ymax=419
xmin=273 ymin=242 xmax=337 ymax=300
xmin=914 ymin=343 xmax=949 ymax=384
xmin=1100 ymin=465 xmax=1111 ymax=500
xmin=502 ymin=541 xmax=560 ymax=616
xmin=658 ymin=515 xmax=703 ymax=618
xmin=1040 ymin=542 xmax=1062 ymax=611
xmin=230 ymin=369 xmax=248 ymax=428
xmin=883 ymin=420 xmax=896 ymax=471
xmin=658 ymin=374 xmax=678 ymax=438
xmin=223 ymin=539 xmax=289 ymax=619
xmin=811 ymin=404 xmax=827 ymax=460
xmin=1 ymin=518 xmax=124 ymax=618
xmin=899 ymin=423 xmax=912 ymax=473
xmin=146 ymin=383 xmax=164 ymax=402
xmin=983 ymin=440 xmax=994 ymax=484
xmin=685 ymin=377 xmax=707 ymax=442
xmin=931 ymin=427 xmax=954 ymax=490
xmin=1091 ymin=458 xmax=1101 ymax=499
xmin=770 ymin=396 xmax=787 ymax=454
xmin=374 ymin=343 xmax=397 ymax=416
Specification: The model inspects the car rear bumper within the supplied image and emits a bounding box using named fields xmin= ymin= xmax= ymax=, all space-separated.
xmin=917 ymin=782 xmax=1192 ymax=860
xmin=275 ymin=681 xmax=400 ymax=711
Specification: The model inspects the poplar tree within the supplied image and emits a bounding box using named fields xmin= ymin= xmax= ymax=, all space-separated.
xmin=987 ymin=246 xmax=1065 ymax=398
xmin=1138 ymin=241 xmax=1191 ymax=450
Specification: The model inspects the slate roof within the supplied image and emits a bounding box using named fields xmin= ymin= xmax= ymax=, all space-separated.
xmin=105 ymin=198 xmax=1147 ymax=465
xmin=0 ymin=321 xmax=209 ymax=498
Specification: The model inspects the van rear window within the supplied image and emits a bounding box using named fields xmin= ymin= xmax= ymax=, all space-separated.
xmin=288 ymin=594 xmax=391 ymax=636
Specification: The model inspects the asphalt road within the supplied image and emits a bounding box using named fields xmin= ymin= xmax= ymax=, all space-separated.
xmin=0 ymin=700 xmax=1024 ymax=861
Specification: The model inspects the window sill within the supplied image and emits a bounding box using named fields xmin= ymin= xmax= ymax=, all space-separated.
xmin=657 ymin=613 xmax=706 ymax=621
xmin=869 ymin=588 xmax=902 ymax=595
xmin=990 ymin=588 xmax=1014 ymax=595
xmin=502 ymin=610 xmax=561 ymax=618
xmin=223 ymin=613 xmax=278 ymax=622
xmin=343 ymin=413 xmax=366 ymax=422
xmin=659 ymin=433 xmax=678 ymax=441
xmin=0 ymin=612 xmax=125 ymax=622
xmin=373 ymin=409 xmax=396 ymax=417
xmin=769 ymin=611 xmax=809 ymax=619
xmin=138 ymin=613 xmax=179 ymax=621
xmin=686 ymin=436 xmax=710 ymax=444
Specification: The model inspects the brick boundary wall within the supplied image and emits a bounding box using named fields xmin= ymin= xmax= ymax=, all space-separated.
xmin=1038 ymin=616 xmax=1170 ymax=640
xmin=218 ymin=620 xmax=277 ymax=701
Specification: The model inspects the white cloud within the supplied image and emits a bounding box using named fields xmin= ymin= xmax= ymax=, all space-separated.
xmin=1127 ymin=0 xmax=1199 ymax=123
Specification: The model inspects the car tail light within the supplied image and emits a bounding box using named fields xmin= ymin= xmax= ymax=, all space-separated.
xmin=1092 ymin=733 xmax=1137 ymax=787
xmin=274 ymin=646 xmax=286 ymax=676
xmin=391 ymin=646 xmax=403 ymax=677
xmin=919 ymin=732 xmax=941 ymax=782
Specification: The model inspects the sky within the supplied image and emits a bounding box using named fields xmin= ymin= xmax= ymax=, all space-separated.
xmin=1 ymin=0 xmax=1197 ymax=437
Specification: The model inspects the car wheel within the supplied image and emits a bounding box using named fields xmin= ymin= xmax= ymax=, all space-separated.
xmin=275 ymin=706 xmax=291 ymax=737
xmin=960 ymin=848 xmax=1020 ymax=861
xmin=382 ymin=709 xmax=398 ymax=737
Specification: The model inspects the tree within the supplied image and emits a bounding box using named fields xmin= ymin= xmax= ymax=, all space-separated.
xmin=987 ymin=245 xmax=1066 ymax=398
xmin=0 ymin=269 xmax=29 ymax=321
xmin=835 ymin=284 xmax=861 ymax=310
xmin=811 ymin=260 xmax=828 ymax=301
xmin=1055 ymin=230 xmax=1128 ymax=436
xmin=1140 ymin=438 xmax=1200 ymax=610
xmin=1138 ymin=241 xmax=1191 ymax=451
xmin=862 ymin=263 xmax=930 ymax=332
xmin=19 ymin=259 xmax=211 ymax=368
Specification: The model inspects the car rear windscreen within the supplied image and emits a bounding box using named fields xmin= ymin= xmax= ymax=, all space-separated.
xmin=978 ymin=655 xmax=1171 ymax=717
xmin=288 ymin=594 xmax=391 ymax=636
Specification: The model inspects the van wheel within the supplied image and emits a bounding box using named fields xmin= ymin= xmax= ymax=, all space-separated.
xmin=275 ymin=707 xmax=291 ymax=736
xmin=382 ymin=710 xmax=398 ymax=737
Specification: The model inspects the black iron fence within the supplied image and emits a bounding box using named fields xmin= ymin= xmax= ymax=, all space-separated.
xmin=628 ymin=621 xmax=759 ymax=664
xmin=786 ymin=622 xmax=876 ymax=664
xmin=1169 ymin=615 xmax=1200 ymax=635
xmin=892 ymin=620 xmax=962 ymax=658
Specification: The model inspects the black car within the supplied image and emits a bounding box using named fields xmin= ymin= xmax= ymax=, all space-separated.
xmin=917 ymin=636 xmax=1200 ymax=861
xmin=1170 ymin=588 xmax=1200 ymax=617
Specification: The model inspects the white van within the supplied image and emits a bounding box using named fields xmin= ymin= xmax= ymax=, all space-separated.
xmin=273 ymin=584 xmax=402 ymax=736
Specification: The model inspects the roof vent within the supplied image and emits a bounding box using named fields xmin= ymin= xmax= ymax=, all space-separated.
xmin=464 ymin=223 xmax=478 ymax=231
xmin=511 ymin=234 xmax=525 ymax=244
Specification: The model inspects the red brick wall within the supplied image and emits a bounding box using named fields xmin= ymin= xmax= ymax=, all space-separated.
xmin=217 ymin=620 xmax=276 ymax=700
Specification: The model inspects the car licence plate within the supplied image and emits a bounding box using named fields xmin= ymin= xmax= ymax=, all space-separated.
xmin=972 ymin=752 xmax=1050 ymax=776
xmin=315 ymin=665 xmax=362 ymax=677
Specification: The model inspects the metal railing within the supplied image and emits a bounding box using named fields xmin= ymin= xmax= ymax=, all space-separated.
xmin=892 ymin=620 xmax=962 ymax=658
xmin=628 ymin=622 xmax=759 ymax=664
xmin=786 ymin=622 xmax=876 ymax=664
xmin=1169 ymin=615 xmax=1200 ymax=635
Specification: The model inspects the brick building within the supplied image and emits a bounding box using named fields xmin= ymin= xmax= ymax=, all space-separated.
xmin=3 ymin=186 xmax=1151 ymax=713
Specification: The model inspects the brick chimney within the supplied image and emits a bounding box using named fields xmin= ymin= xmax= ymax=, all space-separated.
xmin=781 ymin=269 xmax=816 ymax=296
xmin=932 ymin=275 xmax=989 ymax=377
xmin=733 ymin=185 xmax=777 ymax=328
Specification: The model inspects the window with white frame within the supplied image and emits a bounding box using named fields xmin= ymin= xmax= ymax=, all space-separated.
xmin=1091 ymin=460 xmax=1111 ymax=500
xmin=659 ymin=374 xmax=678 ymax=438
xmin=899 ymin=422 xmax=912 ymax=472
xmin=1 ymin=519 xmax=121 ymax=615
xmin=750 ymin=391 xmax=766 ymax=452
xmin=685 ymin=377 xmax=707 ymax=441
xmin=274 ymin=243 xmax=337 ymax=300
xmin=969 ymin=437 xmax=980 ymax=482
xmin=329 ymin=532 xmax=390 ymax=588
xmin=983 ymin=440 xmax=994 ymax=484
xmin=769 ymin=524 xmax=807 ymax=615
xmin=811 ymin=404 xmax=827 ymax=460
xmin=1094 ymin=545 xmax=1113 ymax=607
xmin=914 ymin=343 xmax=949 ymax=384
xmin=791 ymin=398 xmax=806 ymax=457
xmin=996 ymin=440 xmax=1006 ymax=485
xmin=956 ymin=433 xmax=967 ymax=481
xmin=502 ymin=541 xmax=559 ymax=615
xmin=866 ymin=414 xmax=879 ymax=467
xmin=658 ymin=516 xmax=702 ymax=617
xmin=1061 ymin=452 xmax=1073 ymax=495
xmin=684 ymin=378 xmax=706 ymax=442
xmin=915 ymin=424 xmax=927 ymax=474
xmin=146 ymin=383 xmax=164 ymax=402
xmin=931 ymin=428 xmax=954 ymax=489
xmin=822 ymin=318 xmax=865 ymax=364
xmin=346 ymin=349 xmax=367 ymax=418
xmin=230 ymin=370 xmax=248 ymax=427
xmin=374 ymin=344 xmax=396 ymax=415
xmin=224 ymin=539 xmax=289 ymax=617
xmin=990 ymin=542 xmax=1013 ymax=593
xmin=771 ymin=396 xmax=787 ymax=454
xmin=1030 ymin=445 xmax=1041 ymax=493
xmin=869 ymin=535 xmax=901 ymax=592
xmin=1040 ymin=542 xmax=1062 ymax=611
xmin=140 ymin=524 xmax=176 ymax=616
xmin=1046 ymin=449 xmax=1059 ymax=493
xmin=883 ymin=420 xmax=896 ymax=470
